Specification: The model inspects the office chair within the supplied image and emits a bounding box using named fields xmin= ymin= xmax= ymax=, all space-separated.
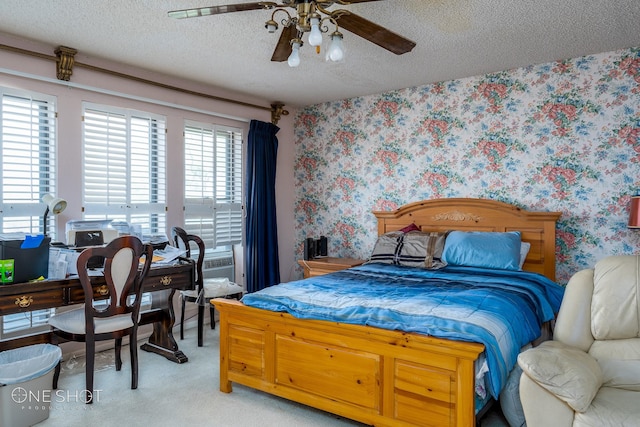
xmin=48 ymin=236 xmax=153 ymax=403
xmin=171 ymin=227 xmax=243 ymax=347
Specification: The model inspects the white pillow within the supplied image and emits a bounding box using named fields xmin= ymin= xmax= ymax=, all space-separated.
xmin=519 ymin=242 xmax=531 ymax=269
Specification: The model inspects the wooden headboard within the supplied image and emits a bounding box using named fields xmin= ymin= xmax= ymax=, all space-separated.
xmin=373 ymin=198 xmax=561 ymax=281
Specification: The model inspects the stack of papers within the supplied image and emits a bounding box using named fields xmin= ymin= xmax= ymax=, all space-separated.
xmin=148 ymin=245 xmax=185 ymax=264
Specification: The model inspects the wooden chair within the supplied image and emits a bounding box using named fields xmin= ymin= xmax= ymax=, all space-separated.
xmin=48 ymin=236 xmax=153 ymax=403
xmin=171 ymin=227 xmax=243 ymax=347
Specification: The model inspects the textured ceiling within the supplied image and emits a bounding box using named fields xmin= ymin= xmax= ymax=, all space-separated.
xmin=1 ymin=0 xmax=640 ymax=108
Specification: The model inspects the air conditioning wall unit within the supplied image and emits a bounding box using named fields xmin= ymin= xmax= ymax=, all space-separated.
xmin=202 ymin=251 xmax=235 ymax=282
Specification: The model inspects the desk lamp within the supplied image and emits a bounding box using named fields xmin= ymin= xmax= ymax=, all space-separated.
xmin=42 ymin=193 xmax=67 ymax=237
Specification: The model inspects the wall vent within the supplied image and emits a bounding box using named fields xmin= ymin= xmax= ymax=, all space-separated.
xmin=202 ymin=252 xmax=235 ymax=281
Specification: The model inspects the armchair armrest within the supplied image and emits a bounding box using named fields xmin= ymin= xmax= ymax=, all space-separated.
xmin=520 ymin=373 xmax=575 ymax=427
xmin=518 ymin=341 xmax=603 ymax=412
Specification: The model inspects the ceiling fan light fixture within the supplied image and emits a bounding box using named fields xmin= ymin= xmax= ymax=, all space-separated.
xmin=167 ymin=1 xmax=415 ymax=66
xmin=267 ymin=2 xmax=348 ymax=65
xmin=288 ymin=38 xmax=302 ymax=67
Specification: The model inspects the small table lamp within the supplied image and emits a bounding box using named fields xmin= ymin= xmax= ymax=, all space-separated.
xmin=629 ymin=196 xmax=640 ymax=228
xmin=42 ymin=193 xmax=67 ymax=237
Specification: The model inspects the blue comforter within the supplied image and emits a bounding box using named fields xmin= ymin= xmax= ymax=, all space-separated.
xmin=241 ymin=262 xmax=564 ymax=398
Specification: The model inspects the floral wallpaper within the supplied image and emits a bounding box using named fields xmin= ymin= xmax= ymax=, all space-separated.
xmin=293 ymin=47 xmax=640 ymax=284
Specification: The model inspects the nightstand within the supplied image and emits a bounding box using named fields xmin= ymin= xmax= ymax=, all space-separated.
xmin=297 ymin=257 xmax=366 ymax=278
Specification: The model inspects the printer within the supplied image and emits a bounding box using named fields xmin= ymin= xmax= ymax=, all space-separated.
xmin=65 ymin=219 xmax=119 ymax=247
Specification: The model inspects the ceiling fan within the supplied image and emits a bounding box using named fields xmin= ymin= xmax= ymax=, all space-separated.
xmin=168 ymin=1 xmax=416 ymax=66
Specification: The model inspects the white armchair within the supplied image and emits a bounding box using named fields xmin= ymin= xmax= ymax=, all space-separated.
xmin=517 ymin=255 xmax=640 ymax=426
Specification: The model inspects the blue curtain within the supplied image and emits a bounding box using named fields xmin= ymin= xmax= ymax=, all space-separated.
xmin=245 ymin=120 xmax=280 ymax=293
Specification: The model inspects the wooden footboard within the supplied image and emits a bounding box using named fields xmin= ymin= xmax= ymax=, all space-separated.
xmin=213 ymin=298 xmax=484 ymax=427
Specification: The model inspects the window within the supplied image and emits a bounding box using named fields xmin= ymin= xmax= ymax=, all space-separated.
xmin=183 ymin=122 xmax=243 ymax=251
xmin=0 ymin=89 xmax=57 ymax=234
xmin=0 ymin=87 xmax=57 ymax=338
xmin=82 ymin=103 xmax=166 ymax=236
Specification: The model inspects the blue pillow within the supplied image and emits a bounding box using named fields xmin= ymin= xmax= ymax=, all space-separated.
xmin=442 ymin=231 xmax=522 ymax=271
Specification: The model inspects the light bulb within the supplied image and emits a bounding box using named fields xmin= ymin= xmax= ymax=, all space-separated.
xmin=308 ymin=17 xmax=322 ymax=47
xmin=328 ymin=33 xmax=344 ymax=62
xmin=265 ymin=20 xmax=278 ymax=33
xmin=288 ymin=41 xmax=301 ymax=67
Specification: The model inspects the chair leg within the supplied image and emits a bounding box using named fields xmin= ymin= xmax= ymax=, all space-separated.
xmin=115 ymin=337 xmax=123 ymax=371
xmin=180 ymin=295 xmax=186 ymax=341
xmin=53 ymin=360 xmax=61 ymax=389
xmin=197 ymin=304 xmax=205 ymax=347
xmin=210 ymin=305 xmax=216 ymax=330
xmin=51 ymin=334 xmax=61 ymax=389
xmin=85 ymin=338 xmax=95 ymax=404
xmin=130 ymin=330 xmax=138 ymax=390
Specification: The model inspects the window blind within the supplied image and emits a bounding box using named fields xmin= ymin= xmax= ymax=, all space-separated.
xmin=82 ymin=104 xmax=166 ymax=235
xmin=184 ymin=122 xmax=243 ymax=249
xmin=0 ymin=88 xmax=57 ymax=338
xmin=0 ymin=90 xmax=57 ymax=234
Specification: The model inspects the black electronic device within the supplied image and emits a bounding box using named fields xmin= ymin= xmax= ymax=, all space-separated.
xmin=303 ymin=237 xmax=315 ymax=260
xmin=303 ymin=236 xmax=328 ymax=260
xmin=74 ymin=230 xmax=104 ymax=248
xmin=318 ymin=236 xmax=328 ymax=257
xmin=72 ymin=231 xmax=106 ymax=269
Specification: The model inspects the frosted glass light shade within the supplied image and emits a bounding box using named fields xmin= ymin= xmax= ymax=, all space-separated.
xmin=308 ymin=17 xmax=322 ymax=46
xmin=288 ymin=41 xmax=301 ymax=67
xmin=327 ymin=33 xmax=344 ymax=62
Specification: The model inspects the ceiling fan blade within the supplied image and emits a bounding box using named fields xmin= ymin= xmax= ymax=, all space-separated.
xmin=271 ymin=24 xmax=298 ymax=62
xmin=335 ymin=13 xmax=416 ymax=55
xmin=168 ymin=2 xmax=277 ymax=19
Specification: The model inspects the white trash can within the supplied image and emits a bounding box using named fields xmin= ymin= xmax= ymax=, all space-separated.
xmin=0 ymin=344 xmax=62 ymax=427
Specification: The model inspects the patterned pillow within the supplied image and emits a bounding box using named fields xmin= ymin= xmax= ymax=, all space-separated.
xmin=368 ymin=230 xmax=447 ymax=269
xmin=368 ymin=231 xmax=403 ymax=264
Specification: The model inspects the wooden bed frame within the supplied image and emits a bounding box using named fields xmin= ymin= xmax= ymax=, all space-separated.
xmin=213 ymin=198 xmax=561 ymax=427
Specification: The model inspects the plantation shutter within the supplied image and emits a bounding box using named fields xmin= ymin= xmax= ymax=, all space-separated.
xmin=0 ymin=88 xmax=57 ymax=338
xmin=82 ymin=104 xmax=166 ymax=235
xmin=0 ymin=90 xmax=57 ymax=234
xmin=184 ymin=122 xmax=243 ymax=249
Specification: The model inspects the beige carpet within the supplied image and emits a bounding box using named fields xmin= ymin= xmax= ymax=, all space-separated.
xmin=36 ymin=325 xmax=508 ymax=426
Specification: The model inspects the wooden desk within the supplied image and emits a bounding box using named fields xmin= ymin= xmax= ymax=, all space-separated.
xmin=0 ymin=260 xmax=194 ymax=363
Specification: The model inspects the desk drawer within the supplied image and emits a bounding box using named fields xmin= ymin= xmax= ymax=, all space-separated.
xmin=0 ymin=288 xmax=64 ymax=314
xmin=67 ymin=284 xmax=111 ymax=304
xmin=65 ymin=270 xmax=193 ymax=301
xmin=143 ymin=270 xmax=192 ymax=291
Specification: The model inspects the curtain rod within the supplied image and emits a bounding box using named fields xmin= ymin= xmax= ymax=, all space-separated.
xmin=0 ymin=66 xmax=253 ymax=123
xmin=0 ymin=43 xmax=289 ymax=124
